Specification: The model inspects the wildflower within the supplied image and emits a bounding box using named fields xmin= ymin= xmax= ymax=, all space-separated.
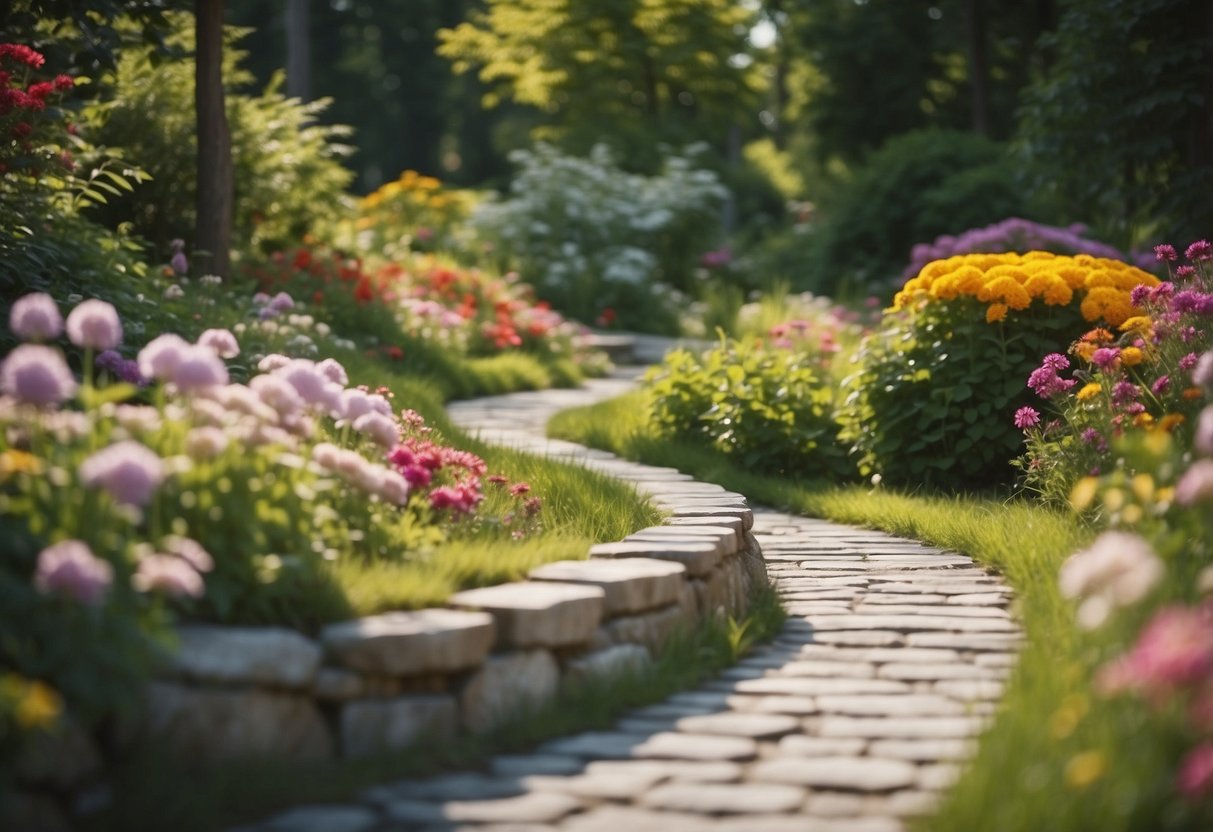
xmin=1185 ymin=387 xmax=1206 ymax=401
xmin=0 ymin=344 xmax=77 ymax=406
xmin=1059 ymin=531 xmax=1164 ymax=629
xmin=1013 ymin=406 xmax=1040 ymax=430
xmin=169 ymin=239 xmax=188 ymax=276
xmin=1175 ymin=460 xmax=1213 ymax=506
xmin=170 ymin=345 xmax=229 ymax=392
xmin=197 ymin=328 xmax=240 ymax=359
xmin=1028 ymin=356 xmax=1076 ymax=399
xmin=352 ymin=411 xmax=400 ymax=448
xmin=1197 ymin=406 xmax=1213 ymax=456
xmin=9 ymin=292 xmax=62 ymax=341
xmin=1185 ymin=240 xmax=1212 ymax=261
xmin=96 ymin=349 xmax=144 ymax=384
xmin=1120 ymin=346 xmax=1144 ymax=366
xmin=133 ymin=554 xmax=205 ymax=598
xmin=1154 ymin=244 xmax=1178 ymax=262
xmin=1076 ymin=382 xmax=1102 ymax=401
xmin=1178 ymin=744 xmax=1213 ymax=800
xmin=1194 ymin=351 xmax=1213 ymax=389
xmin=184 ymin=425 xmax=229 ymax=459
xmin=137 ymin=334 xmax=191 ymax=382
xmin=10 ymin=677 xmax=61 ymax=729
xmin=33 ymin=540 xmax=113 ymax=606
xmin=1111 ymin=381 xmax=1140 ymax=407
xmin=1096 ymin=603 xmax=1213 ymax=696
xmin=1091 ymin=347 xmax=1121 ymax=370
xmin=257 ymin=353 xmax=291 ymax=373
xmin=64 ymin=299 xmax=122 ymax=350
xmin=274 ymin=359 xmax=340 ymax=411
xmin=79 ymin=440 xmax=166 ymax=506
xmin=1176 ymin=265 xmax=1197 ymax=279
xmin=377 ymin=470 xmax=411 ymax=506
xmin=1151 ymin=375 xmax=1171 ymax=395
xmin=487 ymin=474 xmax=509 ymax=486
xmin=268 ymin=292 xmax=295 ymax=313
xmin=316 ymin=358 xmax=348 ymax=386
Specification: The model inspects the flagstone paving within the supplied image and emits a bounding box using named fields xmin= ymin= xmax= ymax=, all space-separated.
xmin=238 ymin=369 xmax=1021 ymax=832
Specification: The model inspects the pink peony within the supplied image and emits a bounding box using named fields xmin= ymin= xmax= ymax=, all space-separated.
xmin=1059 ymin=531 xmax=1165 ymax=629
xmin=0 ymin=344 xmax=77 ymax=406
xmin=65 ymin=299 xmax=122 ymax=350
xmin=137 ymin=334 xmax=191 ymax=382
xmin=33 ymin=540 xmax=113 ymax=606
xmin=132 ymin=554 xmax=204 ymax=598
xmin=197 ymin=328 xmax=240 ymax=359
xmin=9 ymin=292 xmax=63 ymax=341
xmin=79 ymin=440 xmax=166 ymax=506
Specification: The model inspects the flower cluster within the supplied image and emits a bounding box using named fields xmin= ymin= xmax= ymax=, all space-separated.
xmin=903 ymin=218 xmax=1147 ymax=280
xmin=893 ymin=251 xmax=1159 ymax=327
xmin=0 ymin=42 xmax=76 ymax=177
xmin=354 ymin=168 xmax=479 ymax=257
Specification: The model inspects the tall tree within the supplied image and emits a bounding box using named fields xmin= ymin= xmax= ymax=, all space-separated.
xmin=195 ymin=0 xmax=232 ymax=276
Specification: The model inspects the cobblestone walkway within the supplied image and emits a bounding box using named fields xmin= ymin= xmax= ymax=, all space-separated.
xmin=244 ymin=371 xmax=1021 ymax=832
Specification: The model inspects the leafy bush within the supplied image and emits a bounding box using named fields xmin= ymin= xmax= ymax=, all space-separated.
xmin=838 ymin=251 xmax=1160 ymax=490
xmin=1018 ymin=242 xmax=1213 ymax=504
xmin=85 ymin=17 xmax=354 ymax=256
xmin=471 ymin=143 xmax=727 ymax=332
xmin=644 ymin=336 xmax=852 ymax=479
xmin=807 ymin=130 xmax=1035 ymax=294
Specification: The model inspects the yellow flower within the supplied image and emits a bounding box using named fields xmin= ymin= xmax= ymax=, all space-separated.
xmin=1133 ymin=412 xmax=1155 ymax=428
xmin=1131 ymin=473 xmax=1155 ymax=502
xmin=929 ymin=274 xmax=962 ymax=301
xmin=1 ymin=675 xmax=63 ymax=730
xmin=1065 ymin=750 xmax=1107 ymax=789
xmin=1076 ymin=382 xmax=1102 ymax=400
xmin=985 ymin=276 xmax=1031 ymax=310
xmin=0 ymin=450 xmax=40 ymax=479
xmin=1119 ymin=315 xmax=1153 ymax=336
xmin=1158 ymin=413 xmax=1186 ymax=432
xmin=1070 ymin=477 xmax=1099 ymax=511
xmin=1120 ymin=346 xmax=1145 ymax=366
xmin=986 ymin=303 xmax=1008 ymax=323
xmin=953 ymin=265 xmax=986 ymax=296
xmin=1080 ymin=287 xmax=1134 ymax=326
xmin=1072 ymin=342 xmax=1097 ymax=362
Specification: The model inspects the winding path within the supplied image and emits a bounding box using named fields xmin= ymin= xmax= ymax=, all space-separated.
xmin=243 ymin=369 xmax=1022 ymax=832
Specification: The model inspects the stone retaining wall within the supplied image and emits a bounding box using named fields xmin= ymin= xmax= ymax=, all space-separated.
xmin=136 ymin=500 xmax=767 ymax=763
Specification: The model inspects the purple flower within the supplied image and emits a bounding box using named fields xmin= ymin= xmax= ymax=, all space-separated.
xmin=1185 ymin=240 xmax=1212 ymax=261
xmin=1151 ymin=375 xmax=1171 ymax=395
xmin=316 ymin=358 xmax=348 ymax=386
xmin=340 ymin=388 xmax=373 ymax=422
xmin=1194 ymin=351 xmax=1213 ymax=389
xmin=1175 ymin=459 xmax=1213 ymax=506
xmin=170 ymin=345 xmax=229 ymax=392
xmin=1014 ymin=406 xmax=1040 ymax=430
xmin=1091 ymin=348 xmax=1121 ymax=370
xmin=79 ymin=440 xmax=166 ymax=506
xmin=1181 ymin=352 xmax=1200 ymax=371
xmin=1197 ymin=406 xmax=1213 ymax=456
xmin=65 ymin=299 xmax=122 ymax=350
xmin=132 ymin=554 xmax=204 ymax=598
xmin=33 ymin=540 xmax=113 ymax=606
xmin=274 ymin=359 xmax=340 ymax=411
xmin=96 ymin=350 xmax=144 ymax=385
xmin=268 ymin=292 xmax=295 ymax=313
xmin=377 ymin=470 xmax=411 ymax=506
xmin=9 ymin=292 xmax=63 ymax=341
xmin=197 ymin=328 xmax=239 ymax=359
xmin=1154 ymin=244 xmax=1178 ymax=262
xmin=257 ymin=353 xmax=291 ymax=373
xmin=1177 ymin=265 xmax=1197 ymax=279
xmin=1130 ymin=284 xmax=1151 ymax=307
xmin=353 ymin=411 xmax=400 ymax=448
xmin=1041 ymin=353 xmax=1070 ymax=372
xmin=137 ymin=334 xmax=191 ymax=382
xmin=170 ymin=251 xmax=188 ymax=277
xmin=250 ymin=374 xmax=304 ymax=419
xmin=0 ymin=344 xmax=77 ymax=406
xmin=1027 ymin=356 xmax=1076 ymax=399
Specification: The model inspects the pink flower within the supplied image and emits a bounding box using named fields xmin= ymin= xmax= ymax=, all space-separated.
xmin=133 ymin=554 xmax=204 ymax=598
xmin=1151 ymin=375 xmax=1170 ymax=395
xmin=33 ymin=540 xmax=112 ymax=606
xmin=1178 ymin=744 xmax=1213 ymax=800
xmin=1196 ymin=406 xmax=1213 ymax=456
xmin=65 ymin=299 xmax=122 ymax=350
xmin=353 ymin=411 xmax=399 ymax=448
xmin=1013 ymin=406 xmax=1040 ymax=430
xmin=1091 ymin=347 xmax=1121 ymax=370
xmin=197 ymin=328 xmax=239 ymax=359
xmin=184 ymin=426 xmax=229 ymax=459
xmin=1096 ymin=604 xmax=1213 ymax=697
xmin=257 ymin=353 xmax=291 ymax=373
xmin=0 ymin=344 xmax=77 ymax=406
xmin=160 ymin=536 xmax=214 ymax=573
xmin=316 ymin=358 xmax=348 ymax=386
xmin=79 ymin=440 xmax=166 ymax=506
xmin=1185 ymin=240 xmax=1212 ymax=262
xmin=268 ymin=292 xmax=295 ymax=312
xmin=274 ymin=359 xmax=340 ymax=411
xmin=1059 ymin=531 xmax=1164 ymax=629
xmin=9 ymin=292 xmax=63 ymax=341
xmin=250 ymin=374 xmax=304 ymax=420
xmin=340 ymin=389 xmax=374 ymax=422
xmin=377 ymin=470 xmax=411 ymax=506
xmin=170 ymin=345 xmax=229 ymax=392
xmin=1194 ymin=351 xmax=1213 ymax=390
xmin=137 ymin=334 xmax=191 ymax=381
xmin=1154 ymin=244 xmax=1179 ymax=262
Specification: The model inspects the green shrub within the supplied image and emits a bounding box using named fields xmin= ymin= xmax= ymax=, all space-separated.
xmin=85 ymin=16 xmax=354 ymax=257
xmin=808 ymin=130 xmax=1034 ymax=294
xmin=644 ymin=337 xmax=852 ymax=479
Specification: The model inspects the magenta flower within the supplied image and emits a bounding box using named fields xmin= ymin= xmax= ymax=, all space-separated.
xmin=96 ymin=350 xmax=144 ymax=385
xmin=1091 ymin=347 xmax=1121 ymax=370
xmin=1096 ymin=603 xmax=1213 ymax=696
xmin=1013 ymin=406 xmax=1040 ymax=430
xmin=1151 ymin=375 xmax=1171 ymax=395
xmin=65 ymin=299 xmax=122 ymax=350
xmin=1175 ymin=460 xmax=1213 ymax=506
xmin=1154 ymin=244 xmax=1178 ymax=262
xmin=33 ymin=540 xmax=113 ymax=606
xmin=170 ymin=345 xmax=229 ymax=392
xmin=1185 ymin=240 xmax=1212 ymax=262
xmin=137 ymin=334 xmax=191 ymax=382
xmin=1111 ymin=381 xmax=1141 ymax=407
xmin=0 ymin=344 xmax=77 ymax=406
xmin=197 ymin=328 xmax=239 ymax=359
xmin=79 ymin=440 xmax=166 ymax=506
xmin=9 ymin=292 xmax=63 ymax=341
xmin=1027 ymin=359 xmax=1076 ymax=399
xmin=132 ymin=554 xmax=204 ymax=598
xmin=1178 ymin=744 xmax=1213 ymax=800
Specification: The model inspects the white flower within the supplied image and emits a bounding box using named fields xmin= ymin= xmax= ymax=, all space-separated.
xmin=1059 ymin=531 xmax=1165 ymax=629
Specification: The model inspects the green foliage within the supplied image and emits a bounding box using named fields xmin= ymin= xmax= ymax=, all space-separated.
xmin=838 ymin=298 xmax=1086 ymax=490
xmin=644 ymin=337 xmax=852 ymax=479
xmin=85 ymin=16 xmax=355 ymax=256
xmin=807 ymin=130 xmax=1033 ymax=294
xmin=1015 ymin=0 xmax=1213 ymax=247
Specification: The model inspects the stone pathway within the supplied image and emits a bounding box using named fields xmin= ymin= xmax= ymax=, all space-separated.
xmin=241 ymin=371 xmax=1021 ymax=832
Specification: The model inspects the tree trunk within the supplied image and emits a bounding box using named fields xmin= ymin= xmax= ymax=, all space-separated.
xmin=962 ymin=0 xmax=990 ymax=136
xmin=195 ymin=0 xmax=233 ymax=278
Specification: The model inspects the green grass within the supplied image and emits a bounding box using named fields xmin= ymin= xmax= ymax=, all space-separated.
xmin=547 ymin=391 xmax=1212 ymax=831
xmin=85 ymin=587 xmax=785 ymax=832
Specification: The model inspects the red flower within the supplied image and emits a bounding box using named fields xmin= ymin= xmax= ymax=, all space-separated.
xmin=11 ymin=121 xmax=31 ymax=139
xmin=384 ymin=345 xmax=404 ymax=360
xmin=293 ymin=249 xmax=312 ymax=270
xmin=312 ymin=290 xmax=325 ymax=305
xmin=26 ymin=81 xmax=53 ymax=102
xmin=354 ymin=277 xmax=375 ymax=303
xmin=53 ymin=74 xmax=73 ymax=91
xmin=0 ymin=44 xmax=46 ymax=69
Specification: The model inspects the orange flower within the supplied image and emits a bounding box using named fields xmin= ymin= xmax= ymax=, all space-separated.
xmin=986 ymin=303 xmax=1008 ymax=323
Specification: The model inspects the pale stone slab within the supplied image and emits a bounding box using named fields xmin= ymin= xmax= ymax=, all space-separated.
xmin=560 ymin=805 xmax=718 ymax=832
xmin=795 ymin=645 xmax=960 ymax=664
xmin=869 ymin=738 xmax=973 ymax=761
xmin=731 ymin=677 xmax=910 ymax=696
xmin=668 ymin=506 xmax=754 ymax=530
xmin=449 ymin=581 xmax=605 ymax=648
xmin=815 ymin=694 xmax=965 ymax=716
xmin=585 ymin=759 xmax=743 ymax=783
xmin=934 ymin=679 xmax=1006 ymax=700
xmin=750 ymin=756 xmax=917 ymax=791
xmin=169 ymin=625 xmax=322 ymax=689
xmin=876 ymin=663 xmax=1003 ymax=681
xmin=590 ymin=541 xmax=721 ymax=576
xmin=777 ymin=735 xmax=867 ymax=756
xmin=461 ymin=650 xmax=560 ymax=733
xmin=340 ymin=695 xmax=457 ymax=758
xmin=597 ymin=603 xmax=688 ymax=651
xmin=143 ymin=682 xmax=332 ymax=763
xmin=673 ymin=712 xmax=800 ymax=739
xmin=728 ymin=694 xmax=819 ymax=715
xmin=803 ymin=614 xmax=1018 ymax=633
xmin=906 ymin=632 xmax=1023 ymax=651
xmin=528 ymin=558 xmax=685 ymax=614
xmin=818 ymin=716 xmax=985 ymax=739
xmin=525 ymin=768 xmax=666 ymax=801
xmin=628 ymin=525 xmax=739 ymax=555
xmin=777 ymin=660 xmax=876 ymax=678
xmin=917 ymin=762 xmax=962 ymax=790
xmin=633 ymin=732 xmax=759 ymax=761
xmin=321 ymin=609 xmax=494 ymax=676
xmin=717 ymin=817 xmax=903 ymax=832
xmin=539 ymin=732 xmax=646 ymax=759
xmin=640 ymin=782 xmax=805 ymax=814
xmin=566 ymin=644 xmax=652 ymax=686
xmin=311 ymin=668 xmax=365 ymax=701
xmin=810 ymin=631 xmax=906 ymax=647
